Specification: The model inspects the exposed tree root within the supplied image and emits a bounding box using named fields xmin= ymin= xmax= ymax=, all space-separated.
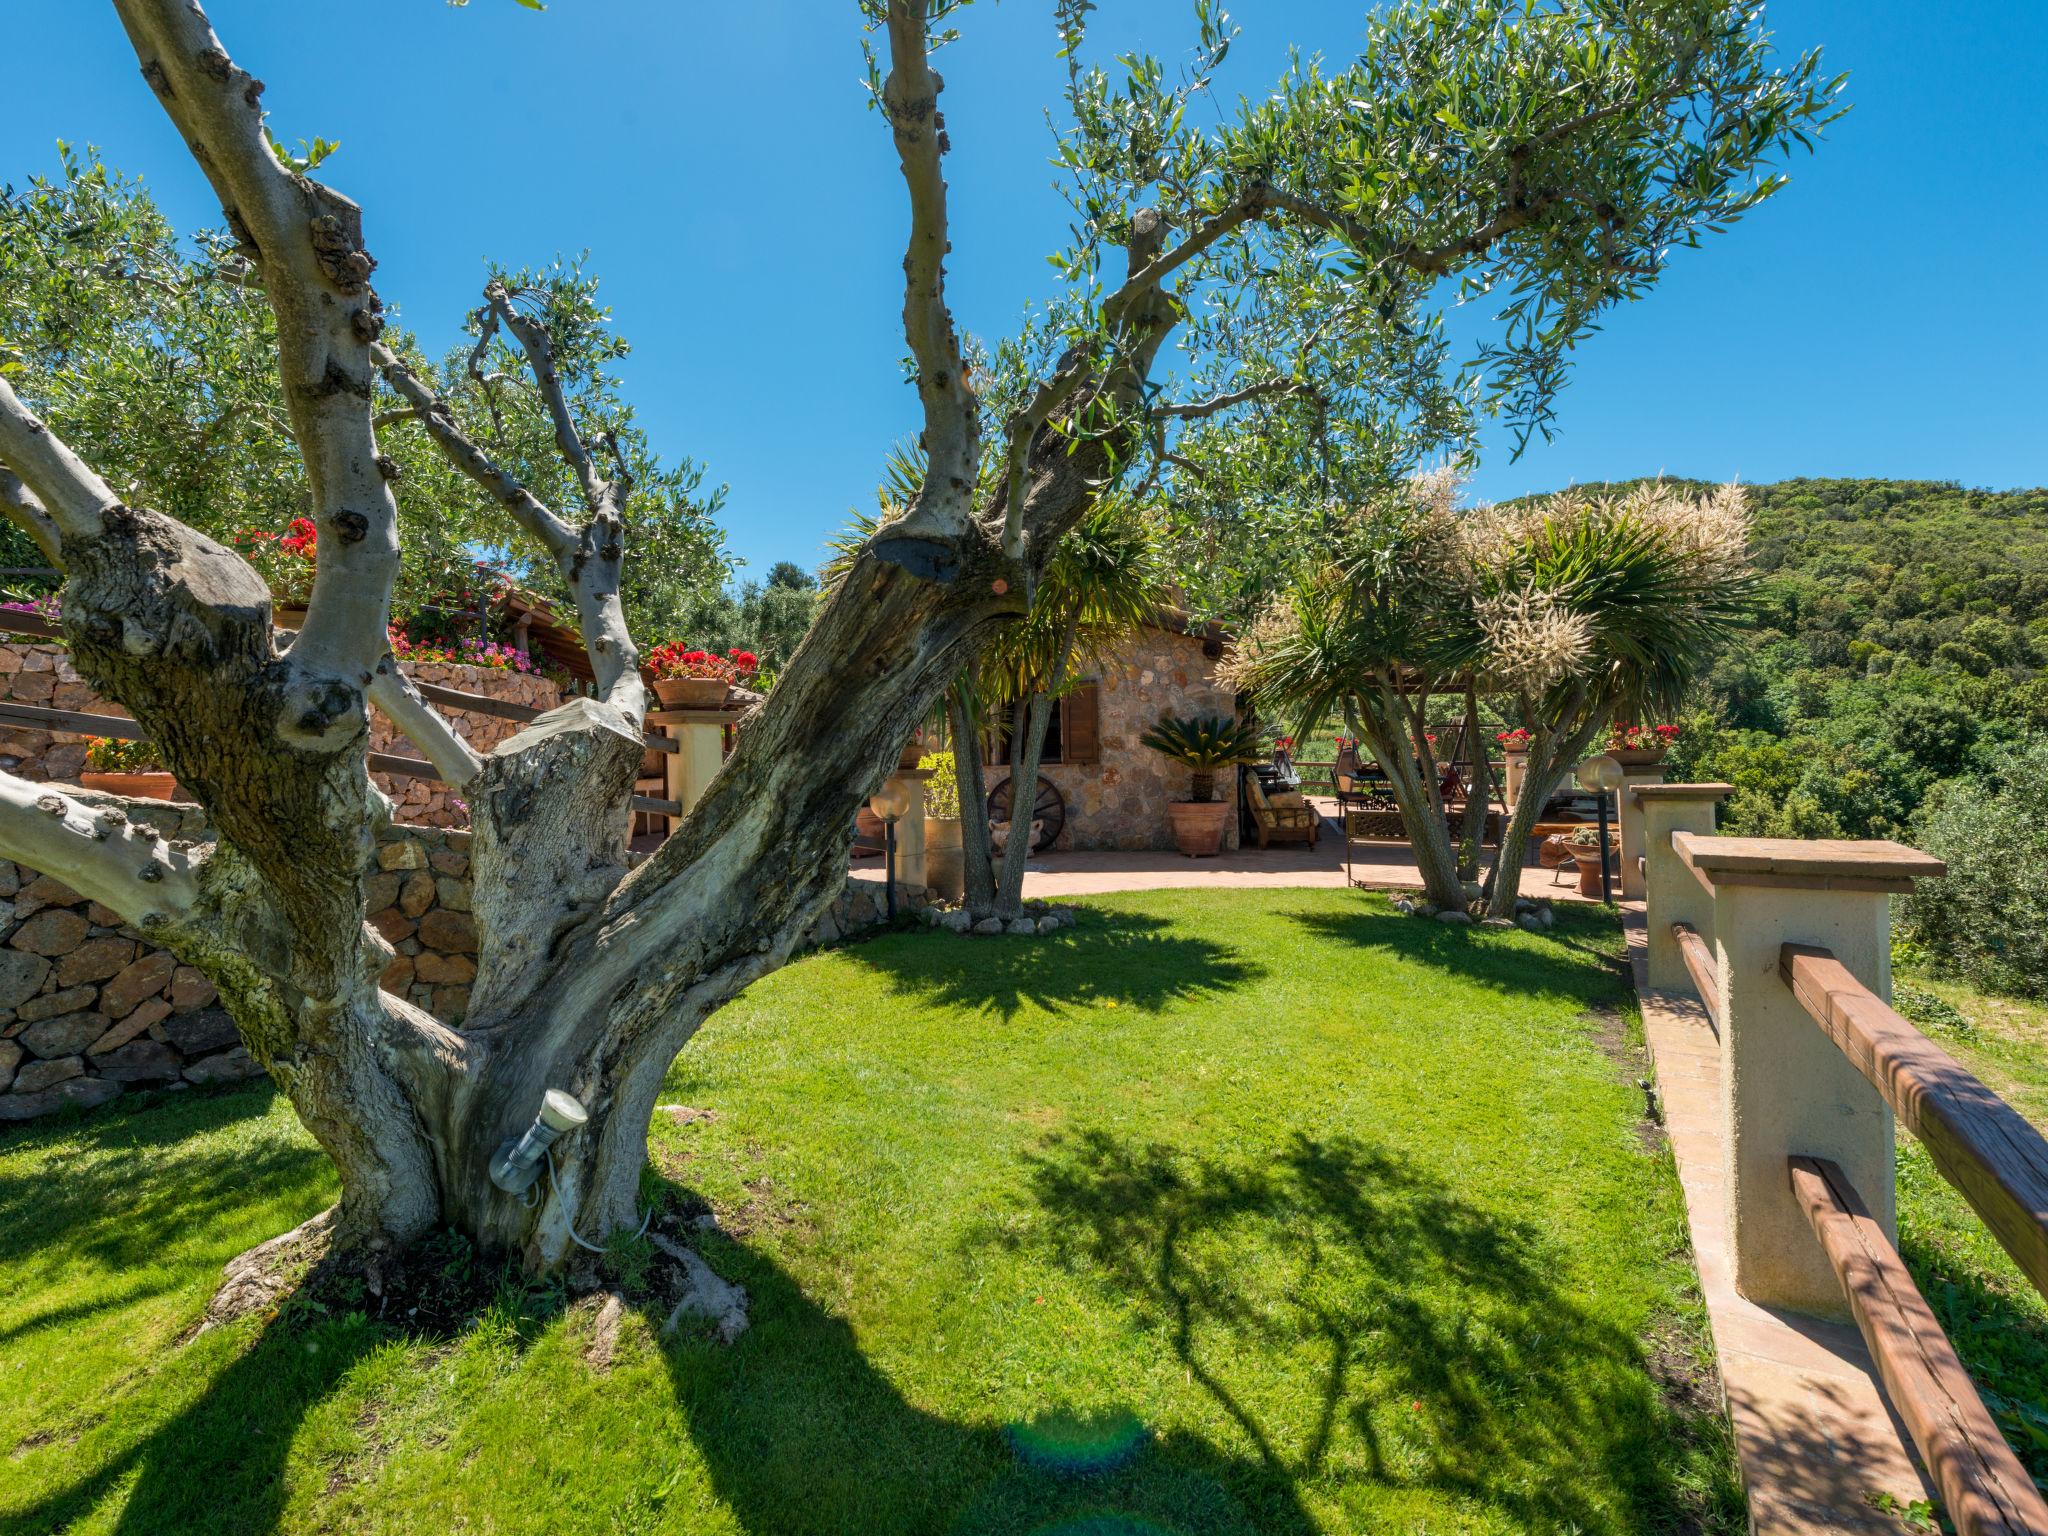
xmin=194 ymin=1206 xmax=343 ymax=1336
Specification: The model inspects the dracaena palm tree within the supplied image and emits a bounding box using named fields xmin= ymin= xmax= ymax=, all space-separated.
xmin=1228 ymin=477 xmax=1755 ymax=917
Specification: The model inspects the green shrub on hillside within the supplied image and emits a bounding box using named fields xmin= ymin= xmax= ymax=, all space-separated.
xmin=1900 ymin=740 xmax=2048 ymax=995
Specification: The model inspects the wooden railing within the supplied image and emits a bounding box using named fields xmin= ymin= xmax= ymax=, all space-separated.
xmin=1642 ymin=802 xmax=2048 ymax=1535
xmin=1791 ymin=1157 xmax=2048 ymax=1535
xmin=1669 ymin=920 xmax=1720 ymax=1023
xmin=1780 ymin=944 xmax=2048 ymax=1310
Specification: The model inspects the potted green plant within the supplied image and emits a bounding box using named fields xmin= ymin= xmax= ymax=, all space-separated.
xmin=1140 ymin=713 xmax=1268 ymax=858
xmin=81 ymin=736 xmax=179 ymax=801
xmin=645 ymin=645 xmax=759 ymax=709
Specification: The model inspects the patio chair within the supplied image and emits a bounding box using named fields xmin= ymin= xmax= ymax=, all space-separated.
xmin=1245 ymin=775 xmax=1321 ymax=849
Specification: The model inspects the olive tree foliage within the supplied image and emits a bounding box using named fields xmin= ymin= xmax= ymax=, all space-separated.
xmin=0 ymin=147 xmax=730 ymax=638
xmin=1128 ymin=0 xmax=1842 ymax=624
xmin=1225 ymin=477 xmax=1756 ymax=915
xmin=0 ymin=0 xmax=1827 ymax=1293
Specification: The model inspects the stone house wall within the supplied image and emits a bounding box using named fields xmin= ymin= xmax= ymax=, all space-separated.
xmin=0 ymin=642 xmax=559 ymax=831
xmin=1000 ymin=624 xmax=1243 ymax=853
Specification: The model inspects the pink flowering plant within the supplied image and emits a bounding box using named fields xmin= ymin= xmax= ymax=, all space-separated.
xmin=386 ymin=627 xmax=537 ymax=674
xmin=1606 ymin=720 xmax=1681 ymax=752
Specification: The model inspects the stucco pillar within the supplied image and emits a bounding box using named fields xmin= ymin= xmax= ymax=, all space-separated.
xmin=1636 ymin=783 xmax=1731 ymax=991
xmin=1502 ymin=748 xmax=1527 ymax=809
xmin=879 ymin=769 xmax=931 ymax=889
xmin=1616 ymin=762 xmax=1669 ymax=901
xmin=1673 ymin=833 xmax=1942 ymax=1318
xmin=653 ymin=710 xmax=730 ymax=830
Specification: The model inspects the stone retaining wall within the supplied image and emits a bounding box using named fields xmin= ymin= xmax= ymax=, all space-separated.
xmin=0 ymin=818 xmax=931 ymax=1124
xmin=0 ymin=642 xmax=560 ymax=830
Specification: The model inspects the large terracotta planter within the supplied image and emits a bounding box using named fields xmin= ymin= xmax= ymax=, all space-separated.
xmin=923 ymin=815 xmax=964 ymax=902
xmin=854 ymin=805 xmax=885 ymax=856
xmin=899 ymin=740 xmax=927 ymax=771
xmin=653 ymin=676 xmax=730 ymax=710
xmin=81 ymin=770 xmax=179 ymax=802
xmin=273 ymin=604 xmax=309 ymax=633
xmin=1569 ymin=845 xmax=1609 ymax=897
xmin=1165 ymin=800 xmax=1229 ymax=858
xmin=1609 ymin=747 xmax=1668 ymax=768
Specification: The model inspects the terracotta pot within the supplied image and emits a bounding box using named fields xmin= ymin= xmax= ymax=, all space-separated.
xmin=1608 ymin=747 xmax=1668 ymax=768
xmin=899 ymin=740 xmax=926 ymax=771
xmin=1570 ymin=845 xmax=1609 ymax=897
xmin=854 ymin=805 xmax=886 ymax=855
xmin=80 ymin=770 xmax=179 ymax=802
xmin=923 ymin=815 xmax=964 ymax=902
xmin=273 ymin=604 xmax=309 ymax=633
xmin=653 ymin=676 xmax=730 ymax=710
xmin=1165 ymin=800 xmax=1229 ymax=858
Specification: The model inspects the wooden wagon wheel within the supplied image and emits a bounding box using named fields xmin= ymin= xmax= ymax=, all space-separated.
xmin=987 ymin=775 xmax=1066 ymax=853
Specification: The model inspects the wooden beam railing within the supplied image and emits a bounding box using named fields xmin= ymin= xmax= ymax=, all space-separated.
xmin=1669 ymin=920 xmax=1721 ymax=1021
xmin=1781 ymin=943 xmax=2048 ymax=1303
xmin=0 ymin=700 xmax=682 ymax=820
xmin=1792 ymin=1157 xmax=2048 ymax=1535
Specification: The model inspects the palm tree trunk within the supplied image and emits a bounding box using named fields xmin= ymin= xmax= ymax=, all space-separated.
xmin=948 ymin=689 xmax=996 ymax=914
xmin=1344 ymin=692 xmax=1466 ymax=910
xmin=1457 ymin=685 xmax=1490 ymax=881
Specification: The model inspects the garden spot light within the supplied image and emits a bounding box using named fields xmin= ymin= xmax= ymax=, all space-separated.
xmin=488 ymin=1089 xmax=589 ymax=1196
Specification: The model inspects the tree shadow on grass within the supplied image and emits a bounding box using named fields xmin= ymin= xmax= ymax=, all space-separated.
xmin=1286 ymin=903 xmax=1626 ymax=1012
xmin=842 ymin=909 xmax=1264 ymax=1022
xmin=658 ymin=1178 xmax=1321 ymax=1536
xmin=0 ymin=1085 xmax=329 ymax=1341
xmin=999 ymin=1128 xmax=1734 ymax=1535
xmin=3 ymin=1307 xmax=392 ymax=1536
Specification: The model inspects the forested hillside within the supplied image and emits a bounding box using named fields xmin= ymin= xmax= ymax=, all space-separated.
xmin=1638 ymin=477 xmax=2048 ymax=996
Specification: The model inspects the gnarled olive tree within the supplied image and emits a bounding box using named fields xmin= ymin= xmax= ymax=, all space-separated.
xmin=0 ymin=0 xmax=1833 ymax=1288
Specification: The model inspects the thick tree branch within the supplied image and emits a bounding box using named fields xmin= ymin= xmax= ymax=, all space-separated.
xmin=0 ymin=378 xmax=121 ymax=549
xmin=1000 ymin=356 xmax=1089 ymax=560
xmin=868 ymin=0 xmax=982 ymax=583
xmin=366 ymin=659 xmax=482 ymax=789
xmin=0 ymin=772 xmax=203 ymax=928
xmin=0 ymin=465 xmax=66 ymax=568
xmin=113 ymin=0 xmax=398 ymax=723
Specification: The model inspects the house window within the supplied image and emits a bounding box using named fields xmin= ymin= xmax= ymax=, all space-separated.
xmin=984 ymin=681 xmax=1100 ymax=766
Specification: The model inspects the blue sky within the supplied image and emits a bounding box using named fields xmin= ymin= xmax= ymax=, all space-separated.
xmin=5 ymin=1 xmax=2044 ymax=578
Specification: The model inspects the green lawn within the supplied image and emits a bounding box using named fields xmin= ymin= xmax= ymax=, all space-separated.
xmin=0 ymin=889 xmax=1739 ymax=1534
xmin=1892 ymin=974 xmax=2048 ymax=1478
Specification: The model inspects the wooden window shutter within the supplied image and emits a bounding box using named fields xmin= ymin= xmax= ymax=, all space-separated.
xmin=1062 ymin=682 xmax=1101 ymax=763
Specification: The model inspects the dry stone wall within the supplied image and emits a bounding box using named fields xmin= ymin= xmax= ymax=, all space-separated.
xmin=0 ymin=641 xmax=560 ymax=831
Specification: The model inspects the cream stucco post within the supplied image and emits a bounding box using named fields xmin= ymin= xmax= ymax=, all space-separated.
xmin=654 ymin=709 xmax=731 ymax=829
xmin=880 ymin=768 xmax=931 ymax=889
xmin=1672 ymin=834 xmax=1943 ymax=1318
xmin=1637 ymin=783 xmax=1731 ymax=990
xmin=1615 ymin=763 xmax=1668 ymax=901
xmin=1502 ymin=748 xmax=1527 ymax=810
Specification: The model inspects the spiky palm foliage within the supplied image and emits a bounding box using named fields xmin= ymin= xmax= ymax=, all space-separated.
xmin=1227 ymin=476 xmax=1755 ymax=915
xmin=1471 ymin=483 xmax=1754 ymax=911
xmin=1139 ymin=713 xmax=1270 ymax=803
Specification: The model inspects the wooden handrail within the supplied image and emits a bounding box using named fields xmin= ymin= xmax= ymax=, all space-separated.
xmin=1791 ymin=1157 xmax=2048 ymax=1535
xmin=0 ymin=700 xmax=142 ymax=738
xmin=1781 ymin=943 xmax=2048 ymax=1302
xmin=1670 ymin=921 xmax=1721 ymax=1019
xmin=366 ymin=751 xmax=678 ymax=817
